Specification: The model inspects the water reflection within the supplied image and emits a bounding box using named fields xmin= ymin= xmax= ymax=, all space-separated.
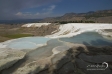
xmin=60 ymin=32 xmax=112 ymax=46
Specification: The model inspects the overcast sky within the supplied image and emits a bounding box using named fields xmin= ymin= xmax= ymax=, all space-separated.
xmin=0 ymin=0 xmax=112 ymax=20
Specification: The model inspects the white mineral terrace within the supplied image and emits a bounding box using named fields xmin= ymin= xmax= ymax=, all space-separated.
xmin=0 ymin=23 xmax=112 ymax=74
xmin=46 ymin=23 xmax=112 ymax=38
xmin=21 ymin=23 xmax=51 ymax=27
xmin=0 ymin=23 xmax=112 ymax=49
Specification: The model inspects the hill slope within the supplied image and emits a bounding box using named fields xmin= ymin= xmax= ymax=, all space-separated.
xmin=40 ymin=9 xmax=112 ymax=23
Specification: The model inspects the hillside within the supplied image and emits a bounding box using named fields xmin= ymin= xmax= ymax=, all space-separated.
xmin=40 ymin=9 xmax=112 ymax=23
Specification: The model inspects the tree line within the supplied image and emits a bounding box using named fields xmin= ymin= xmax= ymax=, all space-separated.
xmin=54 ymin=20 xmax=95 ymax=24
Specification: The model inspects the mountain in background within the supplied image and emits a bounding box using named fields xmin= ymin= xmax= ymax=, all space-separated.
xmin=40 ymin=9 xmax=112 ymax=23
xmin=0 ymin=9 xmax=112 ymax=24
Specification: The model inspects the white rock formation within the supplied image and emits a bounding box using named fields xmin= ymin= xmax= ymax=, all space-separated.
xmin=21 ymin=23 xmax=51 ymax=27
xmin=0 ymin=23 xmax=112 ymax=73
xmin=0 ymin=48 xmax=26 ymax=71
xmin=46 ymin=23 xmax=112 ymax=38
xmin=12 ymin=61 xmax=47 ymax=74
xmin=98 ymin=29 xmax=112 ymax=37
xmin=52 ymin=46 xmax=70 ymax=55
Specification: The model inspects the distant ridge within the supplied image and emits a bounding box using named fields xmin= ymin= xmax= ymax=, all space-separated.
xmin=40 ymin=9 xmax=112 ymax=23
xmin=0 ymin=19 xmax=42 ymax=24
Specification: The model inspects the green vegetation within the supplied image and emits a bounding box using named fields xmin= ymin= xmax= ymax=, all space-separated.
xmin=55 ymin=20 xmax=95 ymax=24
xmin=84 ymin=21 xmax=95 ymax=23
xmin=3 ymin=34 xmax=33 ymax=39
xmin=85 ymin=13 xmax=112 ymax=19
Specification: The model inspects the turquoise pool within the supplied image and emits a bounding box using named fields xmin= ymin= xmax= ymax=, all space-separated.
xmin=59 ymin=32 xmax=112 ymax=46
xmin=7 ymin=37 xmax=51 ymax=49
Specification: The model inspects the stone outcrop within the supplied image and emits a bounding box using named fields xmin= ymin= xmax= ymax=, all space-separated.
xmin=0 ymin=48 xmax=26 ymax=72
xmin=0 ymin=44 xmax=112 ymax=74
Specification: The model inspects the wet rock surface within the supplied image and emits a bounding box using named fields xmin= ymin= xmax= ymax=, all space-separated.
xmin=0 ymin=44 xmax=112 ymax=74
xmin=37 ymin=45 xmax=112 ymax=74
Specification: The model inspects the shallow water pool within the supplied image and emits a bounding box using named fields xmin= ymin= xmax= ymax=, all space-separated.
xmin=27 ymin=39 xmax=66 ymax=59
xmin=59 ymin=32 xmax=112 ymax=46
xmin=7 ymin=37 xmax=51 ymax=49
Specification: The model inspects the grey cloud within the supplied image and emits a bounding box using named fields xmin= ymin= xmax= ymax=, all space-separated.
xmin=15 ymin=5 xmax=56 ymax=19
xmin=0 ymin=0 xmax=60 ymax=20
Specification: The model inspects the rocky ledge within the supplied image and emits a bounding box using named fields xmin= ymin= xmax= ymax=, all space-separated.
xmin=3 ymin=44 xmax=112 ymax=74
xmin=0 ymin=48 xmax=26 ymax=72
xmin=38 ymin=45 xmax=112 ymax=74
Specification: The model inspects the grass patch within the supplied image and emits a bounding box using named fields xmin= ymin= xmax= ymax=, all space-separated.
xmin=3 ymin=34 xmax=33 ymax=39
xmin=0 ymin=36 xmax=10 ymax=42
